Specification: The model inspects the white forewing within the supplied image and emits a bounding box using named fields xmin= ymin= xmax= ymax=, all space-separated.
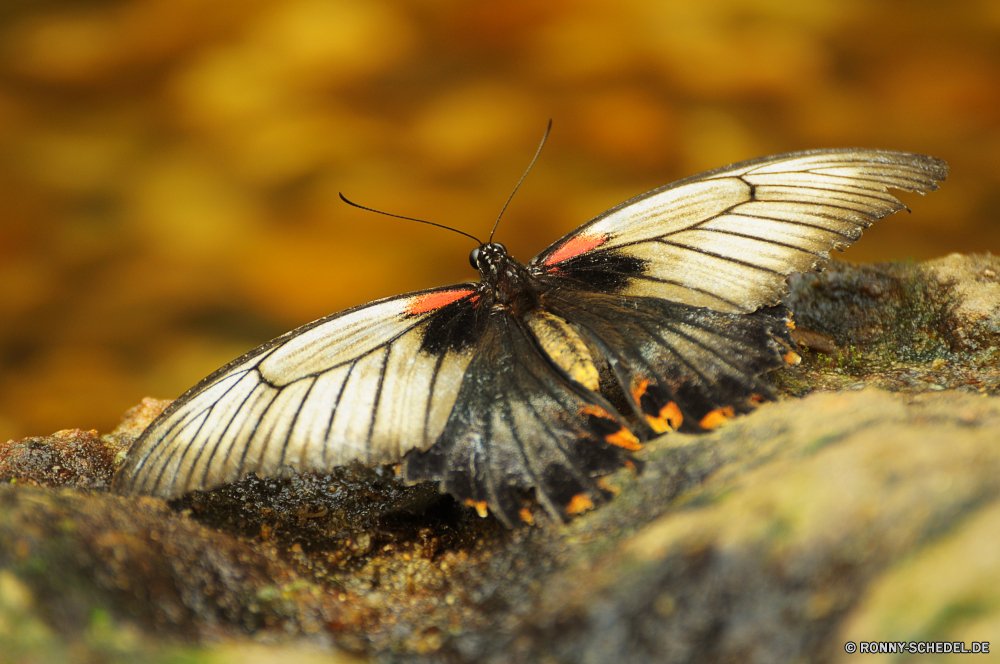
xmin=535 ymin=149 xmax=947 ymax=313
xmin=582 ymin=179 xmax=749 ymax=249
xmin=115 ymin=288 xmax=478 ymax=498
xmin=258 ymin=298 xmax=411 ymax=384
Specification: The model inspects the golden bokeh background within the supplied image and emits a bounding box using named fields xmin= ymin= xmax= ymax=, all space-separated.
xmin=1 ymin=0 xmax=999 ymax=441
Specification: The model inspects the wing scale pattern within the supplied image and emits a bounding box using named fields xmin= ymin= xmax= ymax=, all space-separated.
xmin=404 ymin=309 xmax=634 ymax=527
xmin=535 ymin=150 xmax=948 ymax=313
xmin=540 ymin=289 xmax=794 ymax=431
xmin=114 ymin=287 xmax=481 ymax=497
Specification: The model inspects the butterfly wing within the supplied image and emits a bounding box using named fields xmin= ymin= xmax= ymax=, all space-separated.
xmin=112 ymin=286 xmax=485 ymax=498
xmin=532 ymin=149 xmax=948 ymax=312
xmin=539 ymin=289 xmax=797 ymax=435
xmin=525 ymin=149 xmax=947 ymax=437
xmin=113 ymin=149 xmax=948 ymax=527
xmin=404 ymin=307 xmax=638 ymax=528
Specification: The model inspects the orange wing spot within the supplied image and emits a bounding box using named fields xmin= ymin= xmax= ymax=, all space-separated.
xmin=786 ymin=319 xmax=796 ymax=329
xmin=784 ymin=351 xmax=802 ymax=365
xmin=749 ymin=393 xmax=766 ymax=404
xmin=544 ymin=233 xmax=608 ymax=266
xmin=582 ymin=404 xmax=612 ymax=420
xmin=565 ymin=493 xmax=595 ymax=515
xmin=407 ymin=289 xmax=474 ymax=315
xmin=623 ymin=459 xmax=637 ymax=471
xmin=646 ymin=401 xmax=683 ymax=433
xmin=631 ymin=379 xmax=650 ymax=403
xmin=518 ymin=508 xmax=535 ymax=525
xmin=606 ymin=427 xmax=642 ymax=450
xmin=596 ymin=476 xmax=620 ymax=495
xmin=699 ymin=407 xmax=735 ymax=430
xmin=464 ymin=499 xmax=489 ymax=518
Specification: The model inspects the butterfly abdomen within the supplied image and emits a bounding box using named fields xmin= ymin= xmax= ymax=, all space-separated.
xmin=524 ymin=310 xmax=601 ymax=391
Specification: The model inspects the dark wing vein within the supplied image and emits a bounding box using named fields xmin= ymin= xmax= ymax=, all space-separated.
xmin=150 ymin=398 xmax=217 ymax=495
xmin=195 ymin=377 xmax=267 ymax=490
xmin=139 ymin=370 xmax=253 ymax=492
xmin=365 ymin=346 xmax=391 ymax=462
xmin=265 ymin=314 xmax=436 ymax=385
xmin=423 ymin=349 xmax=449 ymax=445
xmin=748 ymin=194 xmax=897 ymax=215
xmin=654 ymin=239 xmax=784 ymax=275
xmin=234 ymin=387 xmax=282 ymax=482
xmin=153 ymin=369 xmax=254 ymax=448
xmin=277 ymin=376 xmax=318 ymax=471
xmin=724 ymin=212 xmax=858 ymax=240
xmin=644 ymin=316 xmax=762 ymax=380
xmin=747 ymin=181 xmax=901 ymax=204
xmin=690 ymin=227 xmax=828 ymax=257
xmin=322 ymin=358 xmax=356 ymax=466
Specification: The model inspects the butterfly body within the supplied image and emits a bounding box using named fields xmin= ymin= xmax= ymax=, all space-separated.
xmin=472 ymin=242 xmax=538 ymax=310
xmin=113 ymin=149 xmax=948 ymax=527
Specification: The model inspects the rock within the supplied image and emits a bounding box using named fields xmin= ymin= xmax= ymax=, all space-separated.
xmin=0 ymin=429 xmax=115 ymax=490
xmin=0 ymin=398 xmax=170 ymax=491
xmin=1 ymin=255 xmax=998 ymax=663
xmin=515 ymin=389 xmax=1000 ymax=663
xmin=781 ymin=253 xmax=1000 ymax=394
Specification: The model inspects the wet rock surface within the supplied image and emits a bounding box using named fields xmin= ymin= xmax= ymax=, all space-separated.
xmin=2 ymin=255 xmax=998 ymax=663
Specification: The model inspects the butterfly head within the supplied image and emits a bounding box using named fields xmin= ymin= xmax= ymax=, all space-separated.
xmin=469 ymin=242 xmax=509 ymax=274
xmin=470 ymin=242 xmax=533 ymax=304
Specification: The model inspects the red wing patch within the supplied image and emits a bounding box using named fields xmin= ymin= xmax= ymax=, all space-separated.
xmin=544 ymin=233 xmax=609 ymax=266
xmin=407 ymin=289 xmax=475 ymax=315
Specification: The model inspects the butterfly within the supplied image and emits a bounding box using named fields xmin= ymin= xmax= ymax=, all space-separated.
xmin=113 ymin=145 xmax=947 ymax=527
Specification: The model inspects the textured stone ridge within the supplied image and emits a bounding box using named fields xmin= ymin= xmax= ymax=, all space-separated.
xmin=781 ymin=253 xmax=1000 ymax=395
xmin=1 ymin=255 xmax=998 ymax=663
xmin=513 ymin=390 xmax=1000 ymax=663
xmin=923 ymin=253 xmax=1000 ymax=354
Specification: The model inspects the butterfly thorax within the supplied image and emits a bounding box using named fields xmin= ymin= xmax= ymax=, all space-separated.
xmin=472 ymin=242 xmax=538 ymax=311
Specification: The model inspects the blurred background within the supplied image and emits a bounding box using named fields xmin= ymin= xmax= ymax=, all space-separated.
xmin=1 ymin=0 xmax=998 ymax=441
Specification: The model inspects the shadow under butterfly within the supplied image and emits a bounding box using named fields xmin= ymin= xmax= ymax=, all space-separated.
xmin=113 ymin=134 xmax=948 ymax=528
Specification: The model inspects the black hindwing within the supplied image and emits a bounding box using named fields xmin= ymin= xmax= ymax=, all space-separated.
xmin=404 ymin=308 xmax=635 ymax=527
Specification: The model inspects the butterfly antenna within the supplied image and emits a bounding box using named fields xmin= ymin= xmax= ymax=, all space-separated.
xmin=339 ymin=193 xmax=483 ymax=245
xmin=488 ymin=118 xmax=552 ymax=243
